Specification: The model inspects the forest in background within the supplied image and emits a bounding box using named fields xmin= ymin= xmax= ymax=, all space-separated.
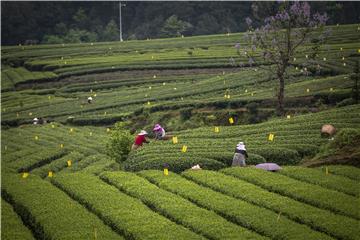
xmin=1 ymin=1 xmax=360 ymax=45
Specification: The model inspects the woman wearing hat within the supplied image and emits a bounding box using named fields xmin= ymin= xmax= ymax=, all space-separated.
xmin=232 ymin=142 xmax=248 ymax=167
xmin=132 ymin=130 xmax=149 ymax=150
xmin=153 ymin=124 xmax=171 ymax=140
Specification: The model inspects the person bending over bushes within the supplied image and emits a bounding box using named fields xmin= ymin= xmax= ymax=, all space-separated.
xmin=153 ymin=124 xmax=172 ymax=140
xmin=132 ymin=130 xmax=149 ymax=150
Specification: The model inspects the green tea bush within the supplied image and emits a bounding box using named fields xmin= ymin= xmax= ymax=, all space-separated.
xmin=106 ymin=122 xmax=132 ymax=163
xmin=331 ymin=128 xmax=360 ymax=149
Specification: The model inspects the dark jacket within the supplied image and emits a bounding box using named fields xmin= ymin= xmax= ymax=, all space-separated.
xmin=234 ymin=148 xmax=248 ymax=158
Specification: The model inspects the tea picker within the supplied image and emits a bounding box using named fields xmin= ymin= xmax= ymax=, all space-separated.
xmin=88 ymin=97 xmax=92 ymax=104
xmin=132 ymin=130 xmax=149 ymax=150
xmin=232 ymin=142 xmax=248 ymax=167
xmin=153 ymin=124 xmax=172 ymax=140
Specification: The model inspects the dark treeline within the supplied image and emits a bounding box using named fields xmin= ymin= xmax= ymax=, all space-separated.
xmin=1 ymin=1 xmax=360 ymax=46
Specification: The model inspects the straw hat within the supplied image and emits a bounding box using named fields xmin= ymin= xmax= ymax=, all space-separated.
xmin=138 ymin=130 xmax=148 ymax=135
xmin=236 ymin=142 xmax=246 ymax=151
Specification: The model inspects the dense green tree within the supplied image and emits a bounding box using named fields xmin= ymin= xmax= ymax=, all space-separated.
xmin=160 ymin=15 xmax=192 ymax=37
xmin=101 ymin=20 xmax=119 ymax=41
xmin=1 ymin=1 xmax=359 ymax=45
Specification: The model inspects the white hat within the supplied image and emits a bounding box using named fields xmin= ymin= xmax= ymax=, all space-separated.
xmin=236 ymin=142 xmax=246 ymax=151
xmin=88 ymin=97 xmax=93 ymax=100
xmin=138 ymin=130 xmax=148 ymax=136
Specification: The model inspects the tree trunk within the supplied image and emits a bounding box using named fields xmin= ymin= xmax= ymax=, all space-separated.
xmin=277 ymin=71 xmax=285 ymax=116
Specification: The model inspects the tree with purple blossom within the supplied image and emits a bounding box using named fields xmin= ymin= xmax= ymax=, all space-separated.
xmin=241 ymin=1 xmax=329 ymax=115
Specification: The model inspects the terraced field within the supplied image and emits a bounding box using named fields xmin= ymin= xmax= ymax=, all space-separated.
xmin=2 ymin=23 xmax=360 ymax=239
xmin=1 ymin=24 xmax=359 ymax=127
xmin=126 ymin=104 xmax=360 ymax=172
xmin=2 ymin=167 xmax=359 ymax=239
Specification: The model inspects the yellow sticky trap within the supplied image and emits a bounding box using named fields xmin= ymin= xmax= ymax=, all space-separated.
xmin=306 ymin=88 xmax=310 ymax=93
xmin=51 ymin=124 xmax=55 ymax=128
xmin=305 ymin=54 xmax=308 ymax=58
xmin=67 ymin=160 xmax=72 ymax=167
xmin=80 ymin=105 xmax=83 ymax=108
xmin=268 ymin=133 xmax=275 ymax=141
xmin=358 ymin=49 xmax=360 ymax=53
xmin=153 ymin=75 xmax=157 ymax=79
xmin=16 ymin=113 xmax=19 ymax=117
xmin=151 ymin=56 xmax=154 ymax=59
xmin=94 ymin=93 xmax=97 ymax=97
xmin=287 ymin=115 xmax=291 ymax=119
xmin=48 ymin=171 xmax=53 ymax=178
xmin=147 ymin=101 xmax=151 ymax=105
xmin=181 ymin=35 xmax=184 ymax=38
xmin=70 ymin=128 xmax=74 ymax=133
xmin=104 ymin=112 xmax=107 ymax=116
xmin=107 ymin=128 xmax=110 ymax=133
xmin=48 ymin=96 xmax=51 ymax=100
xmin=22 ymin=172 xmax=29 ymax=178
xmin=34 ymin=136 xmax=39 ymax=140
xmin=323 ymin=57 xmax=326 ymax=61
xmin=164 ymin=168 xmax=169 ymax=176
xmin=4 ymin=145 xmax=8 ymax=151
xmin=163 ymin=82 xmax=166 ymax=86
xmin=181 ymin=145 xmax=187 ymax=153
xmin=245 ymin=89 xmax=248 ymax=93
xmin=330 ymin=88 xmax=333 ymax=91
xmin=251 ymin=92 xmax=254 ymax=96
xmin=60 ymin=144 xmax=64 ymax=148
xmin=172 ymin=136 xmax=178 ymax=144
xmin=222 ymin=71 xmax=225 ymax=75
xmin=214 ymin=127 xmax=220 ymax=133
xmin=343 ymin=63 xmax=346 ymax=66
xmin=342 ymin=57 xmax=345 ymax=61
xmin=89 ymin=132 xmax=93 ymax=136
xmin=229 ymin=117 xmax=234 ymax=124
xmin=325 ymin=167 xmax=329 ymax=175
xmin=149 ymin=86 xmax=152 ymax=90
xmin=29 ymin=112 xmax=33 ymax=116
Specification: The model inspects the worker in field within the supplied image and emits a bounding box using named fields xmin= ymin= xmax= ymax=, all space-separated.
xmin=153 ymin=124 xmax=172 ymax=140
xmin=232 ymin=142 xmax=248 ymax=167
xmin=132 ymin=130 xmax=149 ymax=150
xmin=87 ymin=96 xmax=93 ymax=104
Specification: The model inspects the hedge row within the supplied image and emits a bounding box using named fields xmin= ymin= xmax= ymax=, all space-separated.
xmin=139 ymin=170 xmax=332 ymax=240
xmin=51 ymin=173 xmax=204 ymax=240
xmin=2 ymin=173 xmax=122 ymax=240
xmin=31 ymin=151 xmax=84 ymax=178
xmin=1 ymin=199 xmax=35 ymax=240
xmin=182 ymin=170 xmax=359 ymax=240
xmin=279 ymin=166 xmax=360 ymax=197
xmin=101 ymin=171 xmax=266 ymax=240
xmin=221 ymin=167 xmax=360 ymax=220
xmin=315 ymin=165 xmax=360 ymax=182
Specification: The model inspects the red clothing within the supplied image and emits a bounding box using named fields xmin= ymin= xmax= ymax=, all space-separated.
xmin=134 ymin=135 xmax=147 ymax=146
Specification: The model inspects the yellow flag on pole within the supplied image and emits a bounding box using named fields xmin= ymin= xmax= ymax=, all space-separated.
xmin=181 ymin=145 xmax=187 ymax=153
xmin=268 ymin=133 xmax=275 ymax=141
